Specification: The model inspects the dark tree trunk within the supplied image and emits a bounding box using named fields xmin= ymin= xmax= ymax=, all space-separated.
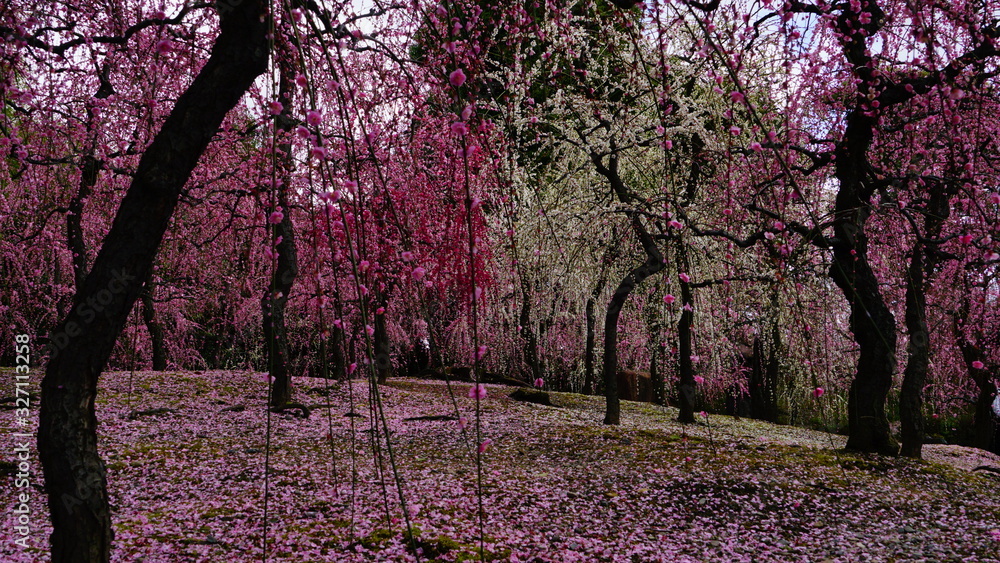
xmin=900 ymin=181 xmax=951 ymax=458
xmin=37 ymin=5 xmax=269 ymax=561
xmin=602 ymin=214 xmax=664 ymax=425
xmin=973 ymin=376 xmax=999 ymax=455
xmin=955 ymin=324 xmax=999 ymax=455
xmin=66 ymin=69 xmax=113 ymax=290
xmin=650 ymin=341 xmax=666 ymax=406
xmin=582 ymin=245 xmax=611 ymax=395
xmin=263 ymin=44 xmax=299 ymax=408
xmin=827 ymin=0 xmax=897 ymax=456
xmin=583 ymin=295 xmax=598 ymax=395
xmin=374 ymin=309 xmax=392 ymax=384
xmin=590 ymin=150 xmax=665 ymax=425
xmin=140 ymin=269 xmax=166 ymax=371
xmin=675 ymin=246 xmax=696 ymax=423
xmin=518 ymin=274 xmax=543 ymax=382
xmin=828 ymin=114 xmax=898 ymax=455
xmin=899 ymin=246 xmax=929 ymax=458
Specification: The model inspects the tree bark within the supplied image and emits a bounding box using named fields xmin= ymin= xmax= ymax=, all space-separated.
xmin=583 ymin=243 xmax=611 ymax=395
xmin=37 ymin=4 xmax=269 ymax=561
xmin=900 ymin=181 xmax=951 ymax=458
xmin=825 ymin=0 xmax=898 ymax=456
xmin=374 ymin=308 xmax=393 ymax=384
xmin=263 ymin=47 xmax=299 ymax=408
xmin=830 ymin=112 xmax=899 ymax=456
xmin=583 ymin=295 xmax=598 ymax=395
xmin=603 ymin=214 xmax=664 ymax=425
xmin=518 ymin=273 xmax=543 ymax=383
xmin=676 ymin=250 xmax=695 ymax=423
xmin=140 ymin=269 xmax=166 ymax=371
xmin=954 ymin=314 xmax=999 ymax=455
xmin=66 ymin=69 xmax=113 ymax=291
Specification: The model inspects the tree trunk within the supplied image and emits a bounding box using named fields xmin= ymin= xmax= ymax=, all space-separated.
xmin=263 ymin=42 xmax=299 ymax=408
xmin=825 ymin=0 xmax=898 ymax=456
xmin=899 ymin=244 xmax=929 ymax=458
xmin=828 ymin=104 xmax=899 ymax=455
xmin=374 ymin=309 xmax=392 ymax=384
xmin=603 ymin=215 xmax=664 ymax=425
xmin=673 ymin=242 xmax=697 ymax=423
xmin=37 ymin=5 xmax=268 ymax=561
xmin=900 ymin=180 xmax=951 ymax=458
xmin=973 ymin=376 xmax=998 ymax=455
xmin=66 ymin=69 xmax=113 ymax=291
xmin=582 ymin=245 xmax=611 ymax=395
xmin=955 ymin=328 xmax=999 ymax=455
xmin=140 ymin=269 xmax=167 ymax=370
xmin=518 ymin=274 xmax=542 ymax=383
xmin=583 ymin=295 xmax=597 ymax=395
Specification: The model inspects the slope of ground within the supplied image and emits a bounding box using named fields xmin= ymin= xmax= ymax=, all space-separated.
xmin=2 ymin=369 xmax=999 ymax=562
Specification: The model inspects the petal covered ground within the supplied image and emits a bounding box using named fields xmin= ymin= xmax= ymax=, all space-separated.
xmin=2 ymin=369 xmax=999 ymax=562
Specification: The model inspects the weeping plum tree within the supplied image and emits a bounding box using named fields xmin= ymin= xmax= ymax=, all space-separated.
xmin=28 ymin=1 xmax=270 ymax=560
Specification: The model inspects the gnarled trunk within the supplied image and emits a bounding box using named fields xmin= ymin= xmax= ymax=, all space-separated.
xmin=38 ymin=5 xmax=269 ymax=561
xmin=830 ymin=112 xmax=899 ymax=455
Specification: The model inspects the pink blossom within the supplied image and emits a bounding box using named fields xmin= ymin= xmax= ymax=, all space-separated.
xmin=365 ymin=325 xmax=374 ymax=336
xmin=268 ymin=211 xmax=284 ymax=224
xmin=155 ymin=39 xmax=172 ymax=55
xmin=694 ymin=375 xmax=704 ymax=385
xmin=972 ymin=360 xmax=985 ymax=369
xmin=750 ymin=142 xmax=762 ymax=152
xmin=813 ymin=387 xmax=825 ymax=398
xmin=990 ymin=193 xmax=1000 ymax=205
xmin=663 ymin=294 xmax=676 ymax=304
xmin=310 ymin=146 xmax=328 ymax=160
xmin=668 ymin=220 xmax=684 ymax=229
xmin=296 ymin=125 xmax=310 ymax=138
xmin=958 ymin=234 xmax=974 ymax=244
xmin=401 ymin=251 xmax=414 ymax=262
xmin=678 ymin=272 xmax=690 ymax=283
xmin=534 ymin=378 xmax=544 ymax=388
xmin=729 ymin=125 xmax=741 ymax=136
xmin=457 ymin=416 xmax=468 ymax=429
xmin=449 ymin=68 xmax=467 ymax=87
xmin=295 ymin=74 xmax=307 ymax=88
xmin=476 ymin=345 xmax=488 ymax=360
xmin=683 ymin=303 xmax=693 ymax=312
xmin=663 ymin=139 xmax=673 ymax=150
xmin=723 ymin=208 xmax=733 ymax=216
xmin=461 ymin=105 xmax=474 ymax=121
xmin=412 ymin=266 xmax=426 ymax=280
xmin=469 ymin=384 xmax=487 ymax=400
xmin=306 ymin=109 xmax=322 ymax=126
xmin=269 ymin=101 xmax=284 ymax=115
xmin=478 ymin=439 xmax=493 ymax=453
xmin=450 ymin=121 xmax=468 ymax=136
xmin=730 ymin=91 xmax=745 ymax=103
xmin=690 ymin=355 xmax=700 ymax=363
xmin=699 ymin=411 xmax=708 ymax=418
xmin=774 ymin=221 xmax=785 ymax=231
